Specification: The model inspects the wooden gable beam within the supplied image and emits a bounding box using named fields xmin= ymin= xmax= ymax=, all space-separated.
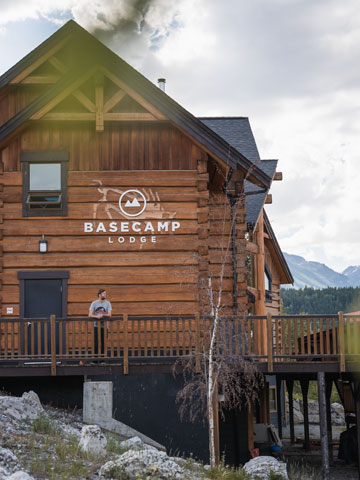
xmin=95 ymin=73 xmax=104 ymax=131
xmin=49 ymin=55 xmax=96 ymax=112
xmin=29 ymin=66 xmax=97 ymax=121
xmin=20 ymin=76 xmax=61 ymax=84
xmin=104 ymin=90 xmax=126 ymax=113
xmin=101 ymin=66 xmax=167 ymax=121
xmin=10 ymin=37 xmax=70 ymax=85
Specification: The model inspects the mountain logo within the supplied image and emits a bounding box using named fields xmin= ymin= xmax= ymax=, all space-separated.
xmin=119 ymin=189 xmax=146 ymax=217
xmin=125 ymin=198 xmax=141 ymax=208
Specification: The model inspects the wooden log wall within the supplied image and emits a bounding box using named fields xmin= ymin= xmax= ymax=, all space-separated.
xmin=205 ymin=191 xmax=248 ymax=316
xmin=0 ymin=123 xmax=213 ymax=317
xmin=264 ymin=244 xmax=281 ymax=315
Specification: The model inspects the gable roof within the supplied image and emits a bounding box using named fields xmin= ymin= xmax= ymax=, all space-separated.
xmin=0 ymin=20 xmax=271 ymax=189
xmin=264 ymin=210 xmax=294 ymax=284
xmin=201 ymin=116 xmax=292 ymax=283
xmin=199 ymin=117 xmax=276 ymax=226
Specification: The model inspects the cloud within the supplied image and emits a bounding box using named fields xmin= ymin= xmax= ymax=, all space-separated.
xmin=0 ymin=0 xmax=359 ymax=271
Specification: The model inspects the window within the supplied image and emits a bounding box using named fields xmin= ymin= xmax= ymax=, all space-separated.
xmin=264 ymin=263 xmax=272 ymax=302
xmin=269 ymin=386 xmax=277 ymax=413
xmin=21 ymin=152 xmax=68 ymax=216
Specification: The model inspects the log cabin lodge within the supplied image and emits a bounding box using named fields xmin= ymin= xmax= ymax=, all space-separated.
xmin=1 ymin=20 xmax=360 ymax=469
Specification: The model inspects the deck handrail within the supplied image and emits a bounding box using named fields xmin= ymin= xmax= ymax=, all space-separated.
xmin=0 ymin=312 xmax=359 ymax=374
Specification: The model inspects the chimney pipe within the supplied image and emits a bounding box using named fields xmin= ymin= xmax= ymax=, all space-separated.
xmin=157 ymin=78 xmax=166 ymax=92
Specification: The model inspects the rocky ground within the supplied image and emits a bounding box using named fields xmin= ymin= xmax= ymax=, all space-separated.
xmin=0 ymin=389 xmax=357 ymax=479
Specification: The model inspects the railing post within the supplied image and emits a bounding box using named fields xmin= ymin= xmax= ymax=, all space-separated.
xmin=338 ymin=311 xmax=345 ymax=373
xmin=267 ymin=312 xmax=273 ymax=373
xmin=50 ymin=315 xmax=56 ymax=376
xmin=195 ymin=312 xmax=201 ymax=373
xmin=123 ymin=314 xmax=128 ymax=375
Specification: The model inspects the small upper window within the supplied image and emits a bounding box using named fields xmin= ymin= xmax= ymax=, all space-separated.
xmin=21 ymin=152 xmax=68 ymax=216
xmin=264 ymin=263 xmax=272 ymax=302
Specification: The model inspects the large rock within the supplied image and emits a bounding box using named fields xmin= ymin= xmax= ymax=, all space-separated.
xmin=286 ymin=398 xmax=303 ymax=424
xmin=0 ymin=448 xmax=21 ymax=478
xmin=100 ymin=449 xmax=185 ymax=479
xmin=243 ymin=456 xmax=288 ymax=480
xmin=78 ymin=425 xmax=107 ymax=456
xmin=120 ymin=436 xmax=157 ymax=451
xmin=0 ymin=391 xmax=43 ymax=422
xmin=331 ymin=403 xmax=345 ymax=426
xmin=7 ymin=472 xmax=34 ymax=480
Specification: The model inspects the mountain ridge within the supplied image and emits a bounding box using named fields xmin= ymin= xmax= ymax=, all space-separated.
xmin=283 ymin=253 xmax=360 ymax=289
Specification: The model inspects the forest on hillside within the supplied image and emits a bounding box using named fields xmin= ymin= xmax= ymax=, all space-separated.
xmin=281 ymin=286 xmax=360 ymax=314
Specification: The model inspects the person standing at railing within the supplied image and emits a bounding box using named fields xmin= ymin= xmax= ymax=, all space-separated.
xmin=89 ymin=289 xmax=112 ymax=358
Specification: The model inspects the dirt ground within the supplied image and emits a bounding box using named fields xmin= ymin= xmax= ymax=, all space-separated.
xmin=280 ymin=440 xmax=359 ymax=480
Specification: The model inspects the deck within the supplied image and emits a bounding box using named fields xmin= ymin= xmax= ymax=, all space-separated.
xmin=0 ymin=313 xmax=359 ymax=377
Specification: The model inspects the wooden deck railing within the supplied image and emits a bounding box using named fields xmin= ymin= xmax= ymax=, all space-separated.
xmin=0 ymin=313 xmax=359 ymax=375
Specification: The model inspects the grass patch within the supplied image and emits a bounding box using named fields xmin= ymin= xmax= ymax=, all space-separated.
xmin=105 ymin=433 xmax=128 ymax=456
xmin=31 ymin=414 xmax=59 ymax=435
xmin=204 ymin=461 xmax=250 ymax=480
xmin=287 ymin=459 xmax=321 ymax=480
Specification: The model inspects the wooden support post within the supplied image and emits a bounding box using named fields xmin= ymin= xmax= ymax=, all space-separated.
xmin=286 ymin=379 xmax=295 ymax=445
xmin=195 ymin=312 xmax=201 ymax=373
xmin=338 ymin=312 xmax=345 ymax=372
xmin=318 ymin=372 xmax=330 ymax=480
xmin=259 ymin=382 xmax=269 ymax=424
xmin=267 ymin=313 xmax=273 ymax=373
xmin=123 ymin=314 xmax=128 ymax=375
xmin=213 ymin=383 xmax=220 ymax=465
xmin=50 ymin=315 xmax=56 ymax=377
xmin=300 ymin=379 xmax=310 ymax=451
xmin=276 ymin=376 xmax=282 ymax=439
xmin=247 ymin=404 xmax=254 ymax=452
xmin=354 ymin=383 xmax=360 ymax=480
xmin=325 ymin=377 xmax=334 ymax=465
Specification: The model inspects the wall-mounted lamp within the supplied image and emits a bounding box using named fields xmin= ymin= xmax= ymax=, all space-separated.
xmin=39 ymin=234 xmax=48 ymax=253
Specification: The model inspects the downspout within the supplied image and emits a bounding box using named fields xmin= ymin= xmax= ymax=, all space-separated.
xmin=229 ymin=194 xmax=238 ymax=315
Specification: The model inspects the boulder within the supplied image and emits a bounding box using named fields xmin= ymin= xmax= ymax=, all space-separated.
xmin=0 ymin=448 xmax=20 ymax=476
xmin=78 ymin=425 xmax=107 ymax=456
xmin=331 ymin=403 xmax=345 ymax=426
xmin=120 ymin=436 xmax=157 ymax=451
xmin=286 ymin=398 xmax=303 ymax=424
xmin=7 ymin=472 xmax=34 ymax=480
xmin=243 ymin=456 xmax=288 ymax=480
xmin=0 ymin=391 xmax=43 ymax=422
xmin=100 ymin=449 xmax=185 ymax=479
xmin=308 ymin=400 xmax=319 ymax=416
xmin=309 ymin=414 xmax=319 ymax=425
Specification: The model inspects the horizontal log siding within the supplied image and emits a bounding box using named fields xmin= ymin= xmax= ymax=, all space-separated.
xmin=206 ymin=192 xmax=248 ymax=315
xmin=0 ymin=124 xmax=211 ymax=316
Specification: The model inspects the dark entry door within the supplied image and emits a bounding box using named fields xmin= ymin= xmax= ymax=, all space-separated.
xmin=23 ymin=279 xmax=63 ymax=358
xmin=24 ymin=279 xmax=63 ymax=318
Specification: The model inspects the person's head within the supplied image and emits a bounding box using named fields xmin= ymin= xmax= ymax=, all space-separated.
xmin=97 ymin=289 xmax=107 ymax=300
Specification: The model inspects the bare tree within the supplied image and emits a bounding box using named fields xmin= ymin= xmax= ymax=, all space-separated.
xmin=174 ymin=191 xmax=264 ymax=467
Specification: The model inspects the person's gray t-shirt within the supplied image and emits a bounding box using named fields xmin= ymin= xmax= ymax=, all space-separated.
xmin=90 ymin=300 xmax=112 ymax=316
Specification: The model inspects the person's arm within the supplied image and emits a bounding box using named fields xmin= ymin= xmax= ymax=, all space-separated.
xmin=89 ymin=302 xmax=101 ymax=318
xmin=108 ymin=303 xmax=112 ymax=317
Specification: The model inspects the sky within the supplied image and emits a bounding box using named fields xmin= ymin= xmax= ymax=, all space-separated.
xmin=0 ymin=0 xmax=359 ymax=273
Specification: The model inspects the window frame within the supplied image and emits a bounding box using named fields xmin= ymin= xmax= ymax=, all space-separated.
xmin=269 ymin=386 xmax=277 ymax=413
xmin=264 ymin=263 xmax=272 ymax=302
xmin=21 ymin=151 xmax=69 ymax=217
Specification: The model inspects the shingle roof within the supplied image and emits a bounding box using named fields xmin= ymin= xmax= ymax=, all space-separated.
xmin=200 ymin=117 xmax=292 ymax=284
xmin=199 ymin=117 xmax=276 ymax=225
xmin=199 ymin=117 xmax=260 ymax=164
xmin=0 ymin=21 xmax=271 ymax=188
